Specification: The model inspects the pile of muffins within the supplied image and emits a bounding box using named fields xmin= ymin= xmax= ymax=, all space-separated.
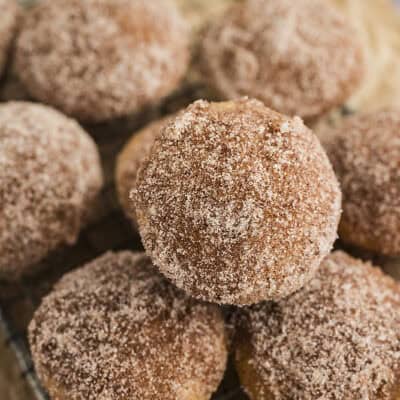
xmin=1 ymin=0 xmax=400 ymax=399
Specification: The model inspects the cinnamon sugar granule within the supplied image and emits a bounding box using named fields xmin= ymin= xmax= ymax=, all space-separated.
xmin=133 ymin=98 xmax=341 ymax=305
xmin=0 ymin=0 xmax=19 ymax=76
xmin=234 ymin=251 xmax=400 ymax=399
xmin=15 ymin=0 xmax=189 ymax=122
xmin=29 ymin=251 xmax=227 ymax=400
xmin=324 ymin=109 xmax=400 ymax=255
xmin=0 ymin=102 xmax=103 ymax=279
xmin=116 ymin=115 xmax=174 ymax=223
xmin=200 ymin=0 xmax=364 ymax=120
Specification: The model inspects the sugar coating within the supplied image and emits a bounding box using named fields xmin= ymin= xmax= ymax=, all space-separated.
xmin=29 ymin=251 xmax=227 ymax=400
xmin=234 ymin=251 xmax=400 ymax=399
xmin=325 ymin=109 xmax=400 ymax=256
xmin=200 ymin=0 xmax=364 ymax=120
xmin=116 ymin=115 xmax=174 ymax=223
xmin=0 ymin=102 xmax=103 ymax=279
xmin=15 ymin=0 xmax=189 ymax=123
xmin=133 ymin=98 xmax=341 ymax=305
xmin=0 ymin=0 xmax=19 ymax=76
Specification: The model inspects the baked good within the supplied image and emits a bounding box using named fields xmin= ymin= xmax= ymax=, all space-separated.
xmin=200 ymin=0 xmax=364 ymax=120
xmin=325 ymin=109 xmax=400 ymax=255
xmin=0 ymin=101 xmax=103 ymax=279
xmin=234 ymin=251 xmax=400 ymax=399
xmin=29 ymin=251 xmax=227 ymax=400
xmin=15 ymin=0 xmax=189 ymax=122
xmin=133 ymin=98 xmax=341 ymax=305
xmin=0 ymin=0 xmax=18 ymax=77
xmin=116 ymin=115 xmax=173 ymax=222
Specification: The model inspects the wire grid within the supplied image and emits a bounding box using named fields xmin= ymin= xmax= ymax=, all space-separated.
xmin=0 ymin=81 xmax=247 ymax=400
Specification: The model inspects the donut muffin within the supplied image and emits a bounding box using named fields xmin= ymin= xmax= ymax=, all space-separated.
xmin=234 ymin=251 xmax=400 ymax=399
xmin=29 ymin=251 xmax=227 ymax=400
xmin=0 ymin=0 xmax=19 ymax=77
xmin=116 ymin=115 xmax=173 ymax=223
xmin=133 ymin=98 xmax=341 ymax=305
xmin=15 ymin=0 xmax=189 ymax=122
xmin=325 ymin=109 xmax=400 ymax=256
xmin=0 ymin=102 xmax=103 ymax=280
xmin=200 ymin=0 xmax=364 ymax=120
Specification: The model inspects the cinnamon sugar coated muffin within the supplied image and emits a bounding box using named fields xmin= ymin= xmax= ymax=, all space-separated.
xmin=234 ymin=251 xmax=400 ymax=400
xmin=325 ymin=110 xmax=400 ymax=255
xmin=200 ymin=0 xmax=364 ymax=120
xmin=0 ymin=102 xmax=103 ymax=280
xmin=0 ymin=0 xmax=19 ymax=76
xmin=116 ymin=115 xmax=174 ymax=222
xmin=133 ymin=98 xmax=341 ymax=305
xmin=29 ymin=251 xmax=227 ymax=400
xmin=15 ymin=0 xmax=189 ymax=122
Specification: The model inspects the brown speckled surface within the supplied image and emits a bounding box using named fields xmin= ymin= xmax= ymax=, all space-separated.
xmin=1 ymin=1 xmax=400 ymax=399
xmin=2 ymin=2 xmax=226 ymax=400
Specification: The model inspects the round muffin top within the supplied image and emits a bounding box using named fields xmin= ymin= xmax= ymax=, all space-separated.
xmin=133 ymin=98 xmax=341 ymax=305
xmin=116 ymin=115 xmax=173 ymax=222
xmin=234 ymin=251 xmax=400 ymax=400
xmin=325 ymin=109 xmax=400 ymax=255
xmin=15 ymin=0 xmax=189 ymax=122
xmin=0 ymin=101 xmax=103 ymax=279
xmin=0 ymin=0 xmax=19 ymax=76
xmin=29 ymin=251 xmax=227 ymax=400
xmin=200 ymin=0 xmax=364 ymax=120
